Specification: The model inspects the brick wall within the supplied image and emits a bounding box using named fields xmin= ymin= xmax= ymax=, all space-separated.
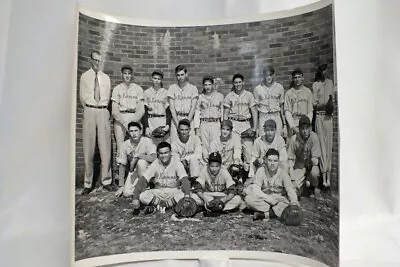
xmin=75 ymin=5 xmax=339 ymax=190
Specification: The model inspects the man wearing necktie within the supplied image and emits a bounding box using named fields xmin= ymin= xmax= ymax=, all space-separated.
xmin=79 ymin=51 xmax=113 ymax=195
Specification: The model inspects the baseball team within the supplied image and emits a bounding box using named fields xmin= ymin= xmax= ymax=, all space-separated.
xmin=78 ymin=50 xmax=335 ymax=223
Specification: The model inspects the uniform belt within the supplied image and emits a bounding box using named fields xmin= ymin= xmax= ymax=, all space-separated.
xmin=120 ymin=110 xmax=136 ymax=113
xmin=148 ymin=114 xmax=166 ymax=118
xmin=229 ymin=116 xmax=250 ymax=122
xmin=316 ymin=111 xmax=327 ymax=115
xmin=177 ymin=112 xmax=189 ymax=116
xmin=85 ymin=104 xmax=107 ymax=109
xmin=292 ymin=113 xmax=305 ymax=118
xmin=260 ymin=110 xmax=280 ymax=114
xmin=200 ymin=118 xmax=220 ymax=122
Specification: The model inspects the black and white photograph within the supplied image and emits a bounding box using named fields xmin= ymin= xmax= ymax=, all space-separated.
xmin=74 ymin=2 xmax=339 ymax=266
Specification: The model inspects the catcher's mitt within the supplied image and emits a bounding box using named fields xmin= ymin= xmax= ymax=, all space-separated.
xmin=304 ymin=158 xmax=313 ymax=173
xmin=241 ymin=128 xmax=257 ymax=140
xmin=206 ymin=198 xmax=225 ymax=213
xmin=151 ymin=126 xmax=169 ymax=138
xmin=228 ymin=164 xmax=244 ymax=181
xmin=325 ymin=95 xmax=334 ymax=116
xmin=174 ymin=197 xmax=198 ymax=218
xmin=280 ymin=205 xmax=303 ymax=226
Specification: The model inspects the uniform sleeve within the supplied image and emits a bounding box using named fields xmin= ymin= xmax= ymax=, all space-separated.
xmin=307 ymin=88 xmax=313 ymax=115
xmin=193 ymin=136 xmax=202 ymax=159
xmin=195 ymin=167 xmax=207 ymax=188
xmin=277 ymin=137 xmax=288 ymax=162
xmin=176 ymin=160 xmax=189 ymax=180
xmin=137 ymin=85 xmax=145 ymax=101
xmin=248 ymin=92 xmax=257 ymax=108
xmin=222 ymin=169 xmax=235 ymax=189
xmin=143 ymin=90 xmax=149 ymax=106
xmin=284 ymin=91 xmax=292 ymax=112
xmin=146 ymin=138 xmax=157 ymax=155
xmin=282 ymin=172 xmax=298 ymax=203
xmin=116 ymin=143 xmax=128 ymax=165
xmin=310 ymin=134 xmax=322 ymax=159
xmin=223 ymin=93 xmax=232 ymax=108
xmin=251 ymin=138 xmax=262 ymax=161
xmin=171 ymin=144 xmax=181 ymax=158
xmin=278 ymin=84 xmax=285 ymax=104
xmin=253 ymin=86 xmax=260 ymax=105
xmin=312 ymin=82 xmax=318 ymax=103
xmin=253 ymin=168 xmax=265 ymax=188
xmin=191 ymin=85 xmax=199 ymax=98
xmin=111 ymin=85 xmax=120 ymax=103
xmin=163 ymin=90 xmax=170 ymax=108
xmin=142 ymin=160 xmax=157 ymax=182
xmin=287 ymin=136 xmax=297 ymax=161
xmin=167 ymin=85 xmax=176 ymax=99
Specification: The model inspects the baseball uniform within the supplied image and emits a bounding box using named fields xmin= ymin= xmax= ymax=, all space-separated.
xmin=111 ymin=82 xmax=145 ymax=154
xmin=244 ymin=166 xmax=298 ymax=217
xmin=253 ymin=82 xmax=285 ymax=136
xmin=168 ymin=82 xmax=198 ymax=143
xmin=79 ymin=68 xmax=112 ymax=189
xmin=207 ymin=133 xmax=242 ymax=168
xmin=312 ymin=78 xmax=334 ymax=174
xmin=171 ymin=135 xmax=202 ymax=178
xmin=192 ymin=166 xmax=242 ymax=211
xmin=223 ymin=90 xmax=257 ymax=165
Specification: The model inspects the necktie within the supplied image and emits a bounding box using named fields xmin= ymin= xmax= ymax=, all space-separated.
xmin=94 ymin=72 xmax=101 ymax=103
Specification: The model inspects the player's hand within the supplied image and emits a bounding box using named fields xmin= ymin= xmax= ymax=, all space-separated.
xmin=291 ymin=126 xmax=299 ymax=135
xmin=290 ymin=201 xmax=300 ymax=207
xmin=147 ymin=106 xmax=153 ymax=112
xmin=145 ymin=128 xmax=151 ymax=137
xmin=162 ymin=125 xmax=170 ymax=132
xmin=132 ymin=199 xmax=140 ymax=210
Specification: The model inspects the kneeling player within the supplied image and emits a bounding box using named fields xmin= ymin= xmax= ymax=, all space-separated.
xmin=244 ymin=148 xmax=299 ymax=221
xmin=192 ymin=152 xmax=242 ymax=216
xmin=131 ymin=142 xmax=191 ymax=213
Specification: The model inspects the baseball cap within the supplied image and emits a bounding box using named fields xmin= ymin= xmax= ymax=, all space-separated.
xmin=208 ymin=152 xmax=222 ymax=164
xmin=221 ymin=120 xmax=233 ymax=129
xmin=121 ymin=64 xmax=133 ymax=72
xmin=263 ymin=119 xmax=277 ymax=129
xmin=152 ymin=69 xmax=164 ymax=79
xmin=299 ymin=116 xmax=311 ymax=126
xmin=202 ymin=75 xmax=214 ymax=84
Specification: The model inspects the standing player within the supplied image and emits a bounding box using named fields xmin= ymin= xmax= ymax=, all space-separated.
xmin=79 ymin=50 xmax=112 ymax=194
xmin=168 ymin=65 xmax=199 ymax=143
xmin=171 ymin=119 xmax=202 ymax=183
xmin=143 ymin=70 xmax=171 ymax=146
xmin=253 ymin=66 xmax=286 ymax=137
xmin=312 ymin=63 xmax=335 ymax=189
xmin=284 ymin=68 xmax=313 ymax=138
xmin=287 ymin=116 xmax=322 ymax=199
xmin=115 ymin=122 xmax=157 ymax=197
xmin=249 ymin=119 xmax=288 ymax=178
xmin=223 ymin=73 xmax=258 ymax=173
xmin=111 ymin=64 xmax=145 ymax=155
xmin=244 ymin=148 xmax=299 ymax=221
xmin=131 ymin=142 xmax=191 ymax=213
xmin=197 ymin=75 xmax=224 ymax=157
xmin=192 ymin=152 xmax=242 ymax=215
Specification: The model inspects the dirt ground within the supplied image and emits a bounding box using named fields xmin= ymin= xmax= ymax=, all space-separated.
xmin=75 ymin=188 xmax=339 ymax=266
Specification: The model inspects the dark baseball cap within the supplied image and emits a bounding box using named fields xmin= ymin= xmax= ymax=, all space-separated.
xmin=152 ymin=69 xmax=164 ymax=79
xmin=208 ymin=152 xmax=222 ymax=164
xmin=263 ymin=119 xmax=277 ymax=129
xmin=221 ymin=120 xmax=233 ymax=129
xmin=121 ymin=64 xmax=133 ymax=72
xmin=299 ymin=116 xmax=311 ymax=126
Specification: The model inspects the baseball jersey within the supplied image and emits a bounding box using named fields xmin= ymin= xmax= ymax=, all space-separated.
xmin=208 ymin=133 xmax=242 ymax=167
xmin=196 ymin=166 xmax=235 ymax=192
xmin=143 ymin=156 xmax=188 ymax=188
xmin=288 ymin=132 xmax=321 ymax=168
xmin=284 ymin=86 xmax=313 ymax=119
xmin=253 ymin=82 xmax=284 ymax=113
xmin=168 ymin=83 xmax=199 ymax=115
xmin=223 ymin=90 xmax=256 ymax=119
xmin=251 ymin=135 xmax=288 ymax=163
xmin=197 ymin=91 xmax=224 ymax=119
xmin=171 ymin=135 xmax=202 ymax=161
xmin=111 ymin=82 xmax=144 ymax=111
xmin=80 ymin=68 xmax=111 ymax=107
xmin=116 ymin=137 xmax=156 ymax=165
xmin=144 ymin=87 xmax=169 ymax=114
xmin=253 ymin=167 xmax=297 ymax=202
xmin=312 ymin=78 xmax=334 ymax=105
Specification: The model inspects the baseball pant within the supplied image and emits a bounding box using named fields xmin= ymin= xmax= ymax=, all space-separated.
xmin=83 ymin=107 xmax=112 ymax=188
xmin=232 ymin=120 xmax=253 ymax=167
xmin=114 ymin=113 xmax=141 ymax=154
xmin=170 ymin=115 xmax=196 ymax=144
xmin=139 ymin=188 xmax=184 ymax=208
xmin=258 ymin=111 xmax=282 ymax=137
xmin=192 ymin=192 xmax=242 ymax=211
xmin=244 ymin=188 xmax=289 ymax=217
xmin=120 ymin=159 xmax=150 ymax=197
xmin=199 ymin=121 xmax=221 ymax=153
xmin=290 ymin=167 xmax=320 ymax=191
xmin=315 ymin=114 xmax=333 ymax=173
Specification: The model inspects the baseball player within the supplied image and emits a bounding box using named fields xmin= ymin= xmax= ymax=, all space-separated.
xmin=284 ymin=68 xmax=313 ymax=139
xmin=223 ymin=73 xmax=258 ymax=172
xmin=192 ymin=152 xmax=242 ymax=214
xmin=206 ymin=120 xmax=242 ymax=169
xmin=111 ymin=64 xmax=145 ymax=155
xmin=253 ymin=66 xmax=287 ymax=137
xmin=115 ymin=122 xmax=157 ymax=197
xmin=312 ymin=63 xmax=335 ymax=189
xmin=143 ymin=70 xmax=171 ymax=146
xmin=249 ymin=119 xmax=288 ymax=178
xmin=287 ymin=116 xmax=322 ymax=199
xmin=244 ymin=148 xmax=299 ymax=221
xmin=168 ymin=65 xmax=199 ymax=143
xmin=197 ymin=75 xmax=224 ymax=158
xmin=171 ymin=119 xmax=202 ymax=183
xmin=79 ymin=50 xmax=112 ymax=194
xmin=131 ymin=141 xmax=191 ymax=213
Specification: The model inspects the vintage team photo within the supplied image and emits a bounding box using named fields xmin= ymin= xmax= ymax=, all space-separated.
xmin=74 ymin=3 xmax=339 ymax=267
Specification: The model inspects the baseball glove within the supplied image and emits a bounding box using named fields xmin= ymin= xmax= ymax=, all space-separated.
xmin=280 ymin=205 xmax=303 ymax=226
xmin=241 ymin=128 xmax=257 ymax=140
xmin=228 ymin=164 xmax=244 ymax=181
xmin=174 ymin=197 xmax=198 ymax=218
xmin=151 ymin=126 xmax=169 ymax=138
xmin=206 ymin=198 xmax=225 ymax=213
xmin=304 ymin=158 xmax=313 ymax=173
xmin=325 ymin=95 xmax=334 ymax=116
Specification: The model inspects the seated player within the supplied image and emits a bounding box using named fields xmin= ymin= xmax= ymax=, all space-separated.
xmin=288 ymin=116 xmax=322 ymax=199
xmin=244 ymin=148 xmax=299 ymax=221
xmin=249 ymin=119 xmax=288 ymax=178
xmin=192 ymin=152 xmax=242 ymax=215
xmin=171 ymin=119 xmax=202 ymax=183
xmin=115 ymin=121 xmax=157 ymax=197
xmin=131 ymin=142 xmax=191 ymax=213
